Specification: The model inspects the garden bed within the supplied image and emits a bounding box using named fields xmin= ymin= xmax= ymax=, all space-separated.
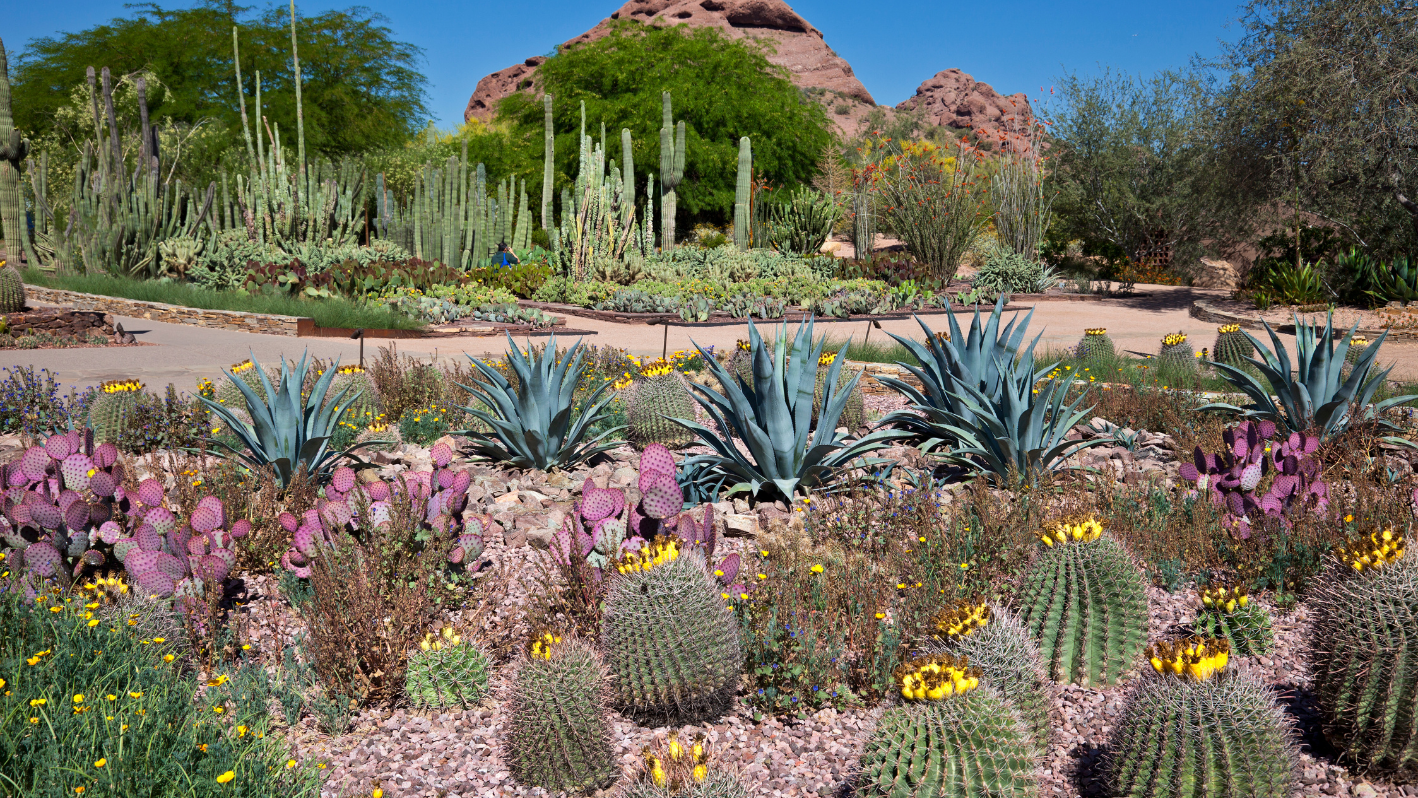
xmin=0 ymin=306 xmax=143 ymax=349
xmin=1191 ymin=298 xmax=1418 ymax=339
xmin=520 ymin=300 xmax=1038 ymax=326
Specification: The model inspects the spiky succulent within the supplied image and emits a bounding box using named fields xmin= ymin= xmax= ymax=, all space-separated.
xmin=1015 ymin=518 xmax=1149 ymax=686
xmin=0 ymin=262 xmax=25 ymax=313
xmin=405 ymin=626 xmax=491 ymax=709
xmin=1159 ymin=332 xmax=1196 ymax=367
xmin=88 ymin=379 xmax=145 ymax=444
xmin=1193 ymin=584 xmax=1273 ymax=656
xmin=503 ymin=633 xmax=618 ymax=792
xmin=1212 ymin=324 xmax=1255 ymax=370
xmin=1076 ymin=328 xmax=1114 ymax=362
xmin=620 ymin=731 xmax=751 ymax=798
xmin=628 ymin=371 xmax=696 ymax=450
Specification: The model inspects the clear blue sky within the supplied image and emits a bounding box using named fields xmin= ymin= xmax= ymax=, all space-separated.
xmin=5 ymin=0 xmax=1245 ymax=127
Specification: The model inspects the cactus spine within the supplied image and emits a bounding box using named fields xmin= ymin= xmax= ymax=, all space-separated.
xmin=1309 ymin=531 xmax=1418 ymax=774
xmin=1076 ymin=328 xmax=1114 ymax=362
xmin=503 ymin=633 xmax=618 ymax=792
xmin=601 ymin=544 xmax=741 ymax=719
xmin=734 ymin=137 xmax=751 ymax=250
xmin=660 ymin=92 xmax=686 ymax=251
xmin=1159 ymin=332 xmax=1196 ymax=368
xmin=1015 ymin=518 xmax=1149 ymax=686
xmin=0 ymin=261 xmax=24 ymax=312
xmin=1211 ymin=324 xmax=1254 ymax=369
xmin=405 ymin=627 xmax=491 ymax=709
xmin=628 ymin=370 xmax=696 ymax=450
xmin=88 ymin=380 xmax=145 ymax=444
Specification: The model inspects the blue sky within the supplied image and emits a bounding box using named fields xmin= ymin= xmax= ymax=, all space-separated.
xmin=6 ymin=0 xmax=1245 ymax=127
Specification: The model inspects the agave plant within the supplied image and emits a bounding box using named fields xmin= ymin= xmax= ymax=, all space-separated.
xmin=672 ymin=317 xmax=907 ymax=501
xmin=877 ymin=297 xmax=1038 ymax=451
xmin=199 ymin=352 xmax=376 ymax=487
xmin=1198 ymin=313 xmax=1418 ymax=443
xmin=454 ymin=334 xmax=623 ymax=470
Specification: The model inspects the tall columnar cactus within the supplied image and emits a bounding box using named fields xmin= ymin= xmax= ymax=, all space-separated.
xmin=1212 ymin=324 xmax=1255 ymax=369
xmin=503 ymin=632 xmax=619 ymax=792
xmin=88 ymin=379 xmax=145 ymax=444
xmin=1159 ymin=332 xmax=1196 ymax=368
xmin=622 ymin=127 xmax=636 ymax=232
xmin=1107 ymin=637 xmax=1298 ymax=798
xmin=928 ymin=601 xmax=1053 ymax=754
xmin=1193 ymin=584 xmax=1273 ymax=656
xmin=628 ymin=368 xmax=696 ymax=450
xmin=405 ymin=626 xmax=491 ymax=709
xmin=733 ymin=137 xmax=752 ymax=250
xmin=812 ymin=351 xmax=865 ymax=431
xmin=660 ymin=92 xmax=686 ymax=251
xmin=1309 ymin=529 xmax=1418 ymax=774
xmin=1076 ymin=328 xmax=1114 ymax=361
xmin=542 ymin=94 xmax=555 ymax=233
xmin=0 ymin=36 xmax=33 ymax=268
xmin=601 ymin=543 xmax=742 ymax=719
xmin=857 ymin=654 xmax=1039 ymax=798
xmin=0 ymin=261 xmax=24 ymax=312
xmin=622 ymin=732 xmax=751 ymax=798
xmin=1015 ymin=517 xmax=1149 ymax=686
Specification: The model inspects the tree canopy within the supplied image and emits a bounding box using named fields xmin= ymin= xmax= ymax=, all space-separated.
xmin=11 ymin=0 xmax=430 ymax=158
xmin=497 ymin=21 xmax=834 ymax=226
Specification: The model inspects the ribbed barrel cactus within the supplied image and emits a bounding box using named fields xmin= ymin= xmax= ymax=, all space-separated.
xmin=1015 ymin=517 xmax=1149 ymax=686
xmin=0 ymin=261 xmax=24 ymax=312
xmin=857 ymin=653 xmax=1039 ymax=798
xmin=725 ymin=339 xmax=754 ymax=386
xmin=928 ymin=601 xmax=1053 ymax=753
xmin=503 ymin=632 xmax=619 ymax=792
xmin=628 ymin=365 xmax=696 ymax=449
xmin=1159 ymin=332 xmax=1196 ymax=368
xmin=813 ymin=351 xmax=865 ymax=431
xmin=88 ymin=379 xmax=145 ymax=444
xmin=1309 ymin=529 xmax=1418 ymax=775
xmin=601 ymin=541 xmax=741 ymax=719
xmin=405 ymin=625 xmax=491 ymax=709
xmin=1076 ymin=327 xmax=1114 ymax=361
xmin=1193 ymin=584 xmax=1273 ymax=656
xmin=1107 ymin=637 xmax=1298 ymax=797
xmin=1211 ymin=324 xmax=1254 ymax=369
xmin=620 ymin=731 xmax=751 ymax=798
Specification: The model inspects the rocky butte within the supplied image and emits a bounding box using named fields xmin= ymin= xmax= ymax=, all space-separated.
xmin=463 ymin=0 xmax=1032 ymax=139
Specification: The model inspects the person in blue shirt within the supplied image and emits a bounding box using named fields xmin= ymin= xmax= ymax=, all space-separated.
xmin=496 ymin=242 xmax=520 ymax=267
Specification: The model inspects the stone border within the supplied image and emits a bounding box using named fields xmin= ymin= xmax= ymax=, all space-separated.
xmin=1189 ymin=299 xmax=1418 ymax=340
xmin=521 ymin=301 xmax=1034 ymax=327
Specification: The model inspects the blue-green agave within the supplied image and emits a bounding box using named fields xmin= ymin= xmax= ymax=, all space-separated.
xmin=1198 ymin=313 xmax=1418 ymax=443
xmin=673 ymin=317 xmax=908 ymax=501
xmin=454 ymin=334 xmax=623 ymax=470
xmin=199 ymin=351 xmax=374 ymax=487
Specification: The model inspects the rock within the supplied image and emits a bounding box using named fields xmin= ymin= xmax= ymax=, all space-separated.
xmin=894 ymin=69 xmax=1034 ymax=146
xmin=724 ymin=513 xmax=759 ymax=537
xmin=493 ymin=491 xmax=521 ymax=505
xmin=1193 ymin=257 xmax=1240 ymax=290
xmin=610 ymin=466 xmax=638 ymax=488
xmin=502 ymin=522 xmax=527 ymax=548
xmin=527 ymin=527 xmax=556 ymax=550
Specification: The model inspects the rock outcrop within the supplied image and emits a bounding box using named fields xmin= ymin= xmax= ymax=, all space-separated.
xmin=895 ymin=68 xmax=1033 ymax=138
xmin=464 ymin=0 xmax=873 ymax=124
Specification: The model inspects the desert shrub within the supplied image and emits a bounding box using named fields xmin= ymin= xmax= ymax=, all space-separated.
xmin=164 ymin=456 xmax=320 ymax=573
xmin=367 ymin=344 xmax=445 ymax=422
xmin=0 ymin=365 xmax=92 ymax=435
xmin=874 ymin=137 xmax=994 ymax=282
xmin=398 ymin=400 xmax=453 ymax=445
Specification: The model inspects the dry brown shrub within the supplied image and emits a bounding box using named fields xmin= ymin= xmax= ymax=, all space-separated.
xmin=368 ymin=343 xmax=444 ymax=423
xmin=164 ymin=455 xmax=318 ymax=572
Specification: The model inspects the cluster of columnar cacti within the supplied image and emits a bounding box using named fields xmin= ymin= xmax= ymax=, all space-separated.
xmin=1194 ymin=583 xmax=1273 ymax=656
xmin=0 ymin=261 xmax=24 ymax=312
xmin=1107 ymin=636 xmax=1298 ymax=797
xmin=812 ymin=350 xmax=866 ymax=431
xmin=0 ymin=37 xmax=35 ymax=269
xmin=280 ymin=442 xmax=484 ymax=578
xmin=1309 ymin=530 xmax=1418 ymax=774
xmin=1158 ymin=331 xmax=1196 ymax=367
xmin=405 ymin=625 xmax=491 ymax=709
xmin=503 ymin=631 xmax=619 ymax=792
xmin=1211 ymin=324 xmax=1255 ymax=369
xmin=1016 ymin=517 xmax=1150 ymax=686
xmin=627 ymin=361 xmax=696 ymax=449
xmin=88 ymin=379 xmax=145 ymax=443
xmin=553 ymin=102 xmax=654 ymax=279
xmin=856 ymin=653 xmax=1040 ymax=797
xmin=928 ymin=601 xmax=1053 ymax=754
xmin=1076 ymin=327 xmax=1114 ymax=361
xmin=661 ymin=92 xmax=687 ymax=251
xmin=620 ymin=731 xmax=751 ymax=798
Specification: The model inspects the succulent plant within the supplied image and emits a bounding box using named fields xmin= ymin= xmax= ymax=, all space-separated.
xmin=1015 ymin=518 xmax=1149 ymax=686
xmin=405 ymin=625 xmax=491 ymax=709
xmin=87 ymin=379 xmax=145 ymax=444
xmin=1107 ymin=637 xmax=1298 ymax=797
xmin=1212 ymin=324 xmax=1255 ymax=369
xmin=1159 ymin=331 xmax=1196 ymax=367
xmin=1309 ymin=531 xmax=1418 ymax=775
xmin=1198 ymin=312 xmax=1418 ymax=443
xmin=620 ymin=730 xmax=751 ymax=798
xmin=503 ymin=632 xmax=619 ymax=792
xmin=0 ymin=261 xmax=25 ymax=313
xmin=107 ymin=489 xmax=245 ymax=605
xmin=1076 ymin=327 xmax=1114 ymax=361
xmin=857 ymin=655 xmax=1039 ymax=798
xmin=813 ymin=351 xmax=865 ymax=431
xmin=1193 ymin=584 xmax=1273 ymax=656
xmin=601 ymin=544 xmax=742 ymax=719
xmin=1178 ymin=420 xmax=1328 ymax=538
xmin=628 ymin=370 xmax=696 ymax=450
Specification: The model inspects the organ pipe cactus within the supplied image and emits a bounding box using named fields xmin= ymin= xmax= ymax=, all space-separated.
xmin=0 ymin=36 xmax=33 ymax=270
xmin=660 ymin=92 xmax=687 ymax=250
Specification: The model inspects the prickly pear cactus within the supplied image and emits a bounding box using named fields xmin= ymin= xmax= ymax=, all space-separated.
xmin=1076 ymin=328 xmax=1114 ymax=362
xmin=601 ymin=543 xmax=741 ymax=719
xmin=857 ymin=654 xmax=1039 ymax=798
xmin=87 ymin=379 xmax=145 ymax=444
xmin=1193 ymin=584 xmax=1273 ymax=656
xmin=1309 ymin=529 xmax=1418 ymax=775
xmin=1108 ymin=637 xmax=1297 ymax=797
xmin=0 ymin=261 xmax=24 ymax=312
xmin=1015 ymin=517 xmax=1150 ymax=686
xmin=812 ymin=351 xmax=865 ymax=431
xmin=1211 ymin=324 xmax=1255 ymax=369
xmin=928 ymin=601 xmax=1053 ymax=754
xmin=1158 ymin=332 xmax=1196 ymax=368
xmin=405 ymin=626 xmax=491 ymax=709
xmin=628 ymin=369 xmax=696 ymax=450
xmin=503 ymin=632 xmax=618 ymax=792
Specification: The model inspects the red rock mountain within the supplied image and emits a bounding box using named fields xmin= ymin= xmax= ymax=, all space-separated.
xmin=462 ymin=0 xmax=1031 ymax=139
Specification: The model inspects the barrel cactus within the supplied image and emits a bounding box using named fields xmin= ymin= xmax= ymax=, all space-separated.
xmin=619 ymin=731 xmax=751 ymax=798
xmin=725 ymin=339 xmax=754 ymax=386
xmin=1015 ymin=517 xmax=1150 ymax=686
xmin=628 ymin=365 xmax=696 ymax=449
xmin=813 ymin=351 xmax=866 ymax=431
xmin=1076 ymin=328 xmax=1114 ymax=362
xmin=88 ymin=379 xmax=145 ymax=444
xmin=1193 ymin=584 xmax=1272 ymax=656
xmin=927 ymin=601 xmax=1053 ymax=753
xmin=856 ymin=653 xmax=1039 ymax=798
xmin=1211 ymin=324 xmax=1254 ymax=369
xmin=0 ymin=261 xmax=24 ymax=312
xmin=1309 ymin=528 xmax=1418 ymax=775
xmin=405 ymin=625 xmax=491 ymax=709
xmin=601 ymin=540 xmax=741 ymax=719
xmin=1346 ymin=336 xmax=1370 ymax=367
xmin=1159 ymin=332 xmax=1196 ymax=368
xmin=503 ymin=632 xmax=619 ymax=792
xmin=1107 ymin=637 xmax=1298 ymax=797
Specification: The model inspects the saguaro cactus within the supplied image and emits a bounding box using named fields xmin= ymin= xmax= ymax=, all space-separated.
xmin=734 ymin=137 xmax=752 ymax=250
xmin=542 ymin=94 xmax=555 ymax=233
xmin=0 ymin=36 xmax=33 ymax=265
xmin=660 ymin=92 xmax=686 ymax=251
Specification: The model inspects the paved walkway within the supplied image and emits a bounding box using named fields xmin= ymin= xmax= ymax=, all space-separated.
xmin=9 ymin=284 xmax=1418 ymax=392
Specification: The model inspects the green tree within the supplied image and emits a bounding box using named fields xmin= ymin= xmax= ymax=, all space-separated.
xmin=497 ymin=21 xmax=833 ymax=228
xmin=11 ymin=0 xmax=429 ymax=158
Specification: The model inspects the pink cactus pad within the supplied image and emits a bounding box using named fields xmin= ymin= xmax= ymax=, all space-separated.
xmin=24 ymin=541 xmax=62 ymax=575
xmin=230 ymin=519 xmax=251 ymax=539
xmin=716 ymin=553 xmax=741 ymax=585
xmin=21 ymin=447 xmax=49 ymax=480
xmin=82 ymin=549 xmax=106 ymax=567
xmin=97 ymin=521 xmax=124 ymax=545
xmin=580 ymin=485 xmax=625 ymax=523
xmin=154 ymin=551 xmax=187 ymax=581
xmin=8 ymin=465 xmax=27 ymax=487
xmin=639 ymin=443 xmax=676 ymax=480
xmin=88 ymin=471 xmax=117 ymax=497
xmin=59 ymin=454 xmax=94 ymax=490
xmin=134 ymin=523 xmax=163 ymax=552
xmin=450 ymin=470 xmax=471 ymax=494
xmin=44 ymin=434 xmax=74 ymax=461
xmin=195 ymin=496 xmax=225 ymax=526
xmin=639 ymin=472 xmax=683 ymax=520
xmin=437 ymin=468 xmax=456 ymax=489
xmin=63 ymin=501 xmax=91 ymax=531
xmin=281 ymin=550 xmax=312 ymax=579
xmin=194 ymin=555 xmax=230 ymax=582
xmin=430 ymin=442 xmax=453 ymax=467
xmin=136 ymin=479 xmax=164 ymax=508
xmin=30 ymin=502 xmax=61 ymax=530
xmin=112 ymin=538 xmax=139 ymax=562
xmin=145 ymin=507 xmax=176 ymax=535
xmin=92 ymin=442 xmax=118 ymax=468
xmin=332 ymin=466 xmax=356 ymax=493
xmin=277 ymin=512 xmax=299 ymax=533
xmin=190 ymin=504 xmax=222 ymax=534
